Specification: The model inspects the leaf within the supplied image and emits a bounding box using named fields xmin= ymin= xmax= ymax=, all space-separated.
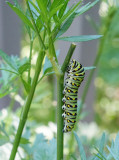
xmin=21 ymin=78 xmax=31 ymax=93
xmin=0 ymin=122 xmax=9 ymax=138
xmin=99 ymin=133 xmax=105 ymax=154
xmin=0 ymin=49 xmax=18 ymax=72
xmin=107 ymin=146 xmax=118 ymax=160
xmin=74 ymin=131 xmax=87 ymax=160
xmin=35 ymin=0 xmax=48 ymax=21
xmin=52 ymin=1 xmax=82 ymax=35
xmin=56 ymin=13 xmax=76 ymax=38
xmin=59 ymin=1 xmax=82 ymax=26
xmin=20 ymin=137 xmax=30 ymax=144
xmin=0 ymin=68 xmax=18 ymax=75
xmin=58 ymin=0 xmax=69 ymax=18
xmin=28 ymin=0 xmax=41 ymax=17
xmin=18 ymin=62 xmax=30 ymax=74
xmin=94 ymin=147 xmax=106 ymax=160
xmin=49 ymin=4 xmax=63 ymax=19
xmin=114 ymin=132 xmax=119 ymax=155
xmin=6 ymin=2 xmax=34 ymax=30
xmin=50 ymin=0 xmax=63 ymax=10
xmin=0 ymin=135 xmax=9 ymax=146
xmin=57 ymin=35 xmax=103 ymax=42
xmin=76 ymin=0 xmax=99 ymax=16
xmin=84 ymin=66 xmax=96 ymax=71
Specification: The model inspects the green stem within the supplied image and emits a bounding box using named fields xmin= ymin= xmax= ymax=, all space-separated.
xmin=57 ymin=75 xmax=64 ymax=160
xmin=57 ymin=43 xmax=76 ymax=160
xmin=26 ymin=0 xmax=46 ymax=50
xmin=61 ymin=43 xmax=76 ymax=73
xmin=9 ymin=51 xmax=45 ymax=160
xmin=28 ymin=40 xmax=33 ymax=83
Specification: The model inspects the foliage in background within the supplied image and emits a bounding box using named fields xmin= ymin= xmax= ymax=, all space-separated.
xmin=94 ymin=0 xmax=119 ymax=131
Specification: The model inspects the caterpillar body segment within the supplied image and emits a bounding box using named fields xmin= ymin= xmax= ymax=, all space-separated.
xmin=62 ymin=59 xmax=85 ymax=133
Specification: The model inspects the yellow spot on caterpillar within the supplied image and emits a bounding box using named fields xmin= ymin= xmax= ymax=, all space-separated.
xmin=67 ymin=97 xmax=70 ymax=100
xmin=72 ymin=83 xmax=74 ymax=86
xmin=67 ymin=113 xmax=70 ymax=115
xmin=74 ymin=78 xmax=76 ymax=80
xmin=67 ymin=120 xmax=70 ymax=123
xmin=68 ymin=90 xmax=70 ymax=92
xmin=67 ymin=105 xmax=70 ymax=107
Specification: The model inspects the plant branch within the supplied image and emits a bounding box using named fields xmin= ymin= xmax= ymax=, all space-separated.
xmin=26 ymin=0 xmax=46 ymax=50
xmin=28 ymin=39 xmax=33 ymax=83
xmin=61 ymin=43 xmax=76 ymax=73
xmin=9 ymin=51 xmax=45 ymax=160
xmin=57 ymin=43 xmax=76 ymax=160
xmin=57 ymin=76 xmax=64 ymax=160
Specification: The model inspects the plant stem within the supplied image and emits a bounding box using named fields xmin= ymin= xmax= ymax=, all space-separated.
xmin=57 ymin=43 xmax=76 ymax=160
xmin=28 ymin=39 xmax=33 ymax=83
xmin=57 ymin=75 xmax=64 ymax=160
xmin=26 ymin=0 xmax=46 ymax=50
xmin=61 ymin=43 xmax=76 ymax=73
xmin=9 ymin=51 xmax=45 ymax=160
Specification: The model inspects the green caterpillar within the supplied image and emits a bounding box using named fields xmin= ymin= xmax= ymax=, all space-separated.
xmin=62 ymin=59 xmax=85 ymax=133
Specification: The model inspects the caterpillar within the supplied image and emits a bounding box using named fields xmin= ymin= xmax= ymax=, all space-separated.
xmin=62 ymin=59 xmax=85 ymax=133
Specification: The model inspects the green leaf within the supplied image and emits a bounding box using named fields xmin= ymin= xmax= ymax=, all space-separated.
xmin=0 ymin=68 xmax=18 ymax=75
xmin=18 ymin=62 xmax=30 ymax=74
xmin=52 ymin=1 xmax=82 ymax=35
xmin=21 ymin=78 xmax=31 ymax=93
xmin=94 ymin=147 xmax=106 ymax=160
xmin=50 ymin=0 xmax=63 ymax=10
xmin=0 ymin=49 xmax=18 ymax=72
xmin=74 ymin=131 xmax=87 ymax=160
xmin=107 ymin=146 xmax=118 ymax=160
xmin=59 ymin=1 xmax=82 ymax=25
xmin=0 ymin=135 xmax=9 ymax=146
xmin=84 ymin=66 xmax=96 ymax=71
xmin=6 ymin=2 xmax=34 ymax=30
xmin=28 ymin=0 xmax=41 ymax=16
xmin=76 ymin=0 xmax=99 ymax=16
xmin=57 ymin=35 xmax=103 ymax=42
xmin=35 ymin=0 xmax=48 ymax=21
xmin=56 ymin=13 xmax=76 ymax=38
xmin=99 ymin=133 xmax=105 ymax=154
xmin=49 ymin=4 xmax=63 ymax=19
xmin=20 ymin=137 xmax=30 ymax=144
xmin=58 ymin=0 xmax=69 ymax=18
xmin=0 ymin=122 xmax=9 ymax=138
